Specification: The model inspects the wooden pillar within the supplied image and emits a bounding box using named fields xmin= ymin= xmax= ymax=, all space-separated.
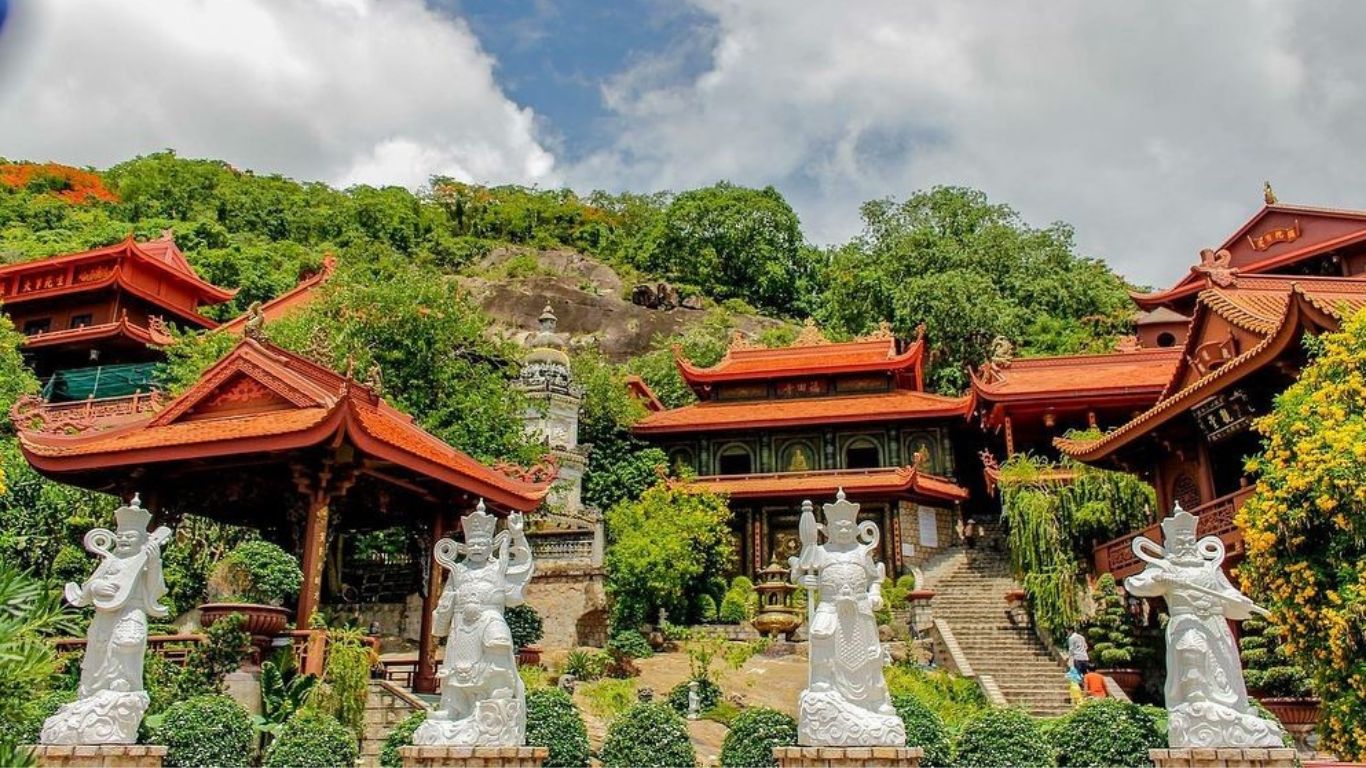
xmin=1003 ymin=416 xmax=1015 ymax=457
xmin=414 ymin=509 xmax=446 ymax=695
xmin=296 ymin=492 xmax=330 ymax=628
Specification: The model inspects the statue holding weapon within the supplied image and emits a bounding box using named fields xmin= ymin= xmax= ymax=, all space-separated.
xmin=413 ymin=500 xmax=535 ymax=747
xmin=1125 ymin=504 xmax=1285 ymax=748
xmin=788 ymin=490 xmax=905 ymax=747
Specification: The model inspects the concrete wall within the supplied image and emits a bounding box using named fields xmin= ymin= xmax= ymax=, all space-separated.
xmin=521 ymin=564 xmax=608 ymax=649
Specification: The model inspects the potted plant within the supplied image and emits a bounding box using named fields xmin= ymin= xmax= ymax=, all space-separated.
xmin=200 ymin=540 xmax=303 ymax=642
xmin=1082 ymin=574 xmax=1148 ymax=697
xmin=1241 ymin=616 xmax=1319 ymax=727
xmin=506 ymin=604 xmax=544 ymax=666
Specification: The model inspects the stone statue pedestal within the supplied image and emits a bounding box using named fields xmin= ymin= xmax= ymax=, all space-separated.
xmin=26 ymin=744 xmax=167 ymax=768
xmin=1149 ymin=747 xmax=1297 ymax=768
xmin=773 ymin=746 xmax=922 ymax=768
xmin=398 ymin=745 xmax=549 ymax=768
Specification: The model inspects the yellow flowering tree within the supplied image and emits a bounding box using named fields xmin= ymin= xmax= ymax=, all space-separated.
xmin=1240 ymin=310 xmax=1366 ymax=760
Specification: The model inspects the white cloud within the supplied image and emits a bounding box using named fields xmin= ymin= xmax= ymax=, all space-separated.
xmin=0 ymin=0 xmax=558 ymax=190
xmin=570 ymin=0 xmax=1366 ymax=287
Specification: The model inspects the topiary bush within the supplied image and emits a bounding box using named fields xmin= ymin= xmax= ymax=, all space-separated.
xmin=668 ymin=676 xmax=721 ymax=716
xmin=698 ymin=593 xmax=719 ymax=623
xmin=601 ymin=701 xmax=696 ymax=768
xmin=379 ymin=711 xmax=425 ymax=768
xmin=526 ymin=687 xmax=591 ymax=768
xmin=506 ymin=604 xmax=545 ymax=650
xmin=152 ymin=694 xmax=254 ymax=768
xmin=1239 ymin=616 xmax=1312 ymax=698
xmin=1047 ymin=699 xmax=1163 ymax=767
xmin=718 ymin=576 xmax=757 ymax=624
xmin=954 ymin=708 xmax=1054 ymax=768
xmin=607 ymin=629 xmax=653 ymax=659
xmin=209 ymin=540 xmax=303 ymax=605
xmin=719 ymin=706 xmax=797 ymax=768
xmin=174 ymin=612 xmax=251 ymax=699
xmin=1082 ymin=574 xmax=1147 ymax=669
xmin=262 ymin=710 xmax=358 ymax=768
xmin=891 ymin=694 xmax=952 ymax=767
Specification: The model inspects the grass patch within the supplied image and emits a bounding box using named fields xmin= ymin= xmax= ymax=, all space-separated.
xmin=578 ymin=678 xmax=637 ymax=722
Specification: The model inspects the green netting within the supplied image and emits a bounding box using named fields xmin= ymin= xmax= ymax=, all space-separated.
xmin=41 ymin=362 xmax=160 ymax=402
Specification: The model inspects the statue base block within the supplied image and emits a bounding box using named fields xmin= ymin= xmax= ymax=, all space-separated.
xmin=398 ymin=745 xmax=549 ymax=768
xmin=1149 ymin=747 xmax=1297 ymax=768
xmin=773 ymin=746 xmax=923 ymax=768
xmin=26 ymin=744 xmax=166 ymax=768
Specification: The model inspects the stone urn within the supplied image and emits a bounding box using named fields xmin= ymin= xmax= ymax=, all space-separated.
xmin=199 ymin=603 xmax=291 ymax=663
xmin=752 ymin=557 xmax=803 ymax=639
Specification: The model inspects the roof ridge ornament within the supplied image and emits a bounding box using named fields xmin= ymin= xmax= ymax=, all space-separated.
xmin=793 ymin=318 xmax=829 ymax=347
xmin=1193 ymin=248 xmax=1240 ymax=288
xmin=983 ymin=336 xmax=1014 ymax=382
xmin=729 ymin=329 xmax=762 ymax=351
xmin=1263 ymin=180 xmax=1277 ymax=205
xmin=863 ymin=320 xmax=895 ymax=341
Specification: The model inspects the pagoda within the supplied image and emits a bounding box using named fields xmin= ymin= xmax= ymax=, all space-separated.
xmin=632 ymin=320 xmax=972 ymax=577
xmin=0 ymin=232 xmax=235 ymax=398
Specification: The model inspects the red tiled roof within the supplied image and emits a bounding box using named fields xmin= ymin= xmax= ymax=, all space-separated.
xmin=1057 ymin=276 xmax=1366 ymax=462
xmin=1133 ymin=203 xmax=1366 ymax=309
xmin=624 ymin=375 xmax=664 ymax=412
xmin=680 ymin=465 xmax=968 ymax=502
xmin=633 ymin=389 xmax=972 ymax=434
xmin=221 ymin=256 xmax=336 ymax=334
xmin=677 ymin=336 xmax=922 ymax=387
xmin=21 ymin=318 xmax=174 ymax=350
xmin=18 ymin=338 xmax=551 ymax=510
xmin=970 ymin=348 xmax=1181 ymax=403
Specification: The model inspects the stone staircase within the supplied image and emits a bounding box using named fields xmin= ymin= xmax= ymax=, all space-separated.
xmin=925 ymin=538 xmax=1074 ymax=717
xmin=359 ymin=681 xmax=429 ymax=767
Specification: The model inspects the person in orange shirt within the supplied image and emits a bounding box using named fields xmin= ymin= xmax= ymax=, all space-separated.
xmin=1082 ymin=670 xmax=1108 ymax=698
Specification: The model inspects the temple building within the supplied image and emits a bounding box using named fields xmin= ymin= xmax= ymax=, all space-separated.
xmin=1056 ymin=196 xmax=1366 ymax=579
xmin=632 ymin=321 xmax=973 ymax=577
xmin=0 ymin=232 xmax=235 ymax=400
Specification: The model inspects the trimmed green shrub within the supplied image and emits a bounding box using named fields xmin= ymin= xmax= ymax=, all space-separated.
xmin=1047 ymin=699 xmax=1163 ymax=767
xmin=719 ymin=706 xmax=797 ymax=768
xmin=1240 ymin=616 xmax=1312 ymax=698
xmin=262 ymin=710 xmax=358 ymax=768
xmin=668 ymin=676 xmax=721 ymax=716
xmin=174 ymin=612 xmax=251 ymax=698
xmin=563 ymin=648 xmax=610 ymax=681
xmin=719 ymin=576 xmax=757 ymax=624
xmin=152 ymin=694 xmax=254 ymax=768
xmin=211 ymin=540 xmax=303 ymax=605
xmin=601 ymin=702 xmax=696 ymax=768
xmin=891 ymin=694 xmax=952 ymax=767
xmin=607 ymin=629 xmax=653 ymax=660
xmin=506 ymin=604 xmax=545 ymax=650
xmin=954 ymin=708 xmax=1054 ymax=768
xmin=380 ymin=711 xmax=425 ymax=768
xmin=1082 ymin=574 xmax=1147 ymax=669
xmin=698 ymin=593 xmax=719 ymax=622
xmin=526 ymin=687 xmax=591 ymax=768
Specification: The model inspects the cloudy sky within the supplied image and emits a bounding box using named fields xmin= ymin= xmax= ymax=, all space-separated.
xmin=1 ymin=0 xmax=1364 ymax=287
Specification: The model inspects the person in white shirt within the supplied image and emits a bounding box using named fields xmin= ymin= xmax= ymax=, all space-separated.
xmin=1067 ymin=627 xmax=1090 ymax=674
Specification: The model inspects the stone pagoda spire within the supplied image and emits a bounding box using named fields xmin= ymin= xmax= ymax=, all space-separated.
xmin=518 ymin=304 xmax=598 ymax=562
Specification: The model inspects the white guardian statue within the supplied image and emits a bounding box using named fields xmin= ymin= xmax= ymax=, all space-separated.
xmin=1125 ymin=504 xmax=1285 ymax=748
xmin=42 ymin=495 xmax=171 ymax=745
xmin=789 ymin=490 xmax=906 ymax=747
xmin=413 ymin=500 xmax=535 ymax=747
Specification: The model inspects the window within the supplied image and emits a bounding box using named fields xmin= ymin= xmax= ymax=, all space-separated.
xmin=717 ymin=444 xmax=754 ymax=475
xmin=22 ymin=318 xmax=51 ymax=335
xmin=844 ymin=439 xmax=881 ymax=469
xmin=1156 ymin=332 xmax=1176 ymax=348
xmin=668 ymin=448 xmax=695 ymax=475
xmin=780 ymin=442 xmax=816 ymax=472
xmin=69 ymin=314 xmax=93 ymax=329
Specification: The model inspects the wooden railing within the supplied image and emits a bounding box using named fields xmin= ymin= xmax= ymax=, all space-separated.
xmin=53 ymin=629 xmax=379 ymax=678
xmin=55 ymin=633 xmax=205 ymax=666
xmin=1093 ymin=486 xmax=1253 ymax=579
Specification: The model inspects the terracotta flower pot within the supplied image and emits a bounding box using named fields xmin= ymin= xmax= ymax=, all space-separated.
xmin=1004 ymin=589 xmax=1026 ymax=604
xmin=1103 ymin=668 xmax=1144 ymax=697
xmin=905 ymin=589 xmax=937 ymax=603
xmin=1259 ymin=697 xmax=1321 ymax=727
xmin=517 ymin=645 xmax=543 ymax=667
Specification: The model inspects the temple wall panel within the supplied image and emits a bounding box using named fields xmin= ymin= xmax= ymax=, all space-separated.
xmin=896 ymin=502 xmax=956 ymax=571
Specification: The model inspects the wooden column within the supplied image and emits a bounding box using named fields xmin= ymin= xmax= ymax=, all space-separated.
xmin=414 ymin=509 xmax=447 ymax=695
xmin=296 ymin=491 xmax=330 ymax=628
xmin=1003 ymin=416 xmax=1015 ymax=457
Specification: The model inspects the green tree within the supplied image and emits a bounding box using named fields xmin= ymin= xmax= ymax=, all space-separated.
xmin=605 ymin=482 xmax=734 ymax=630
xmin=1240 ymin=310 xmax=1366 ymax=760
xmin=646 ymin=182 xmax=812 ymax=315
xmin=813 ymin=187 xmax=1133 ymax=392
xmin=0 ymin=562 xmax=80 ymax=762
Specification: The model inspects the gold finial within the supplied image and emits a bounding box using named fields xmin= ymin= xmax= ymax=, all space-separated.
xmin=1264 ymin=181 xmax=1277 ymax=206
xmin=729 ymin=329 xmax=760 ymax=351
xmin=864 ymin=320 xmax=895 ymax=341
